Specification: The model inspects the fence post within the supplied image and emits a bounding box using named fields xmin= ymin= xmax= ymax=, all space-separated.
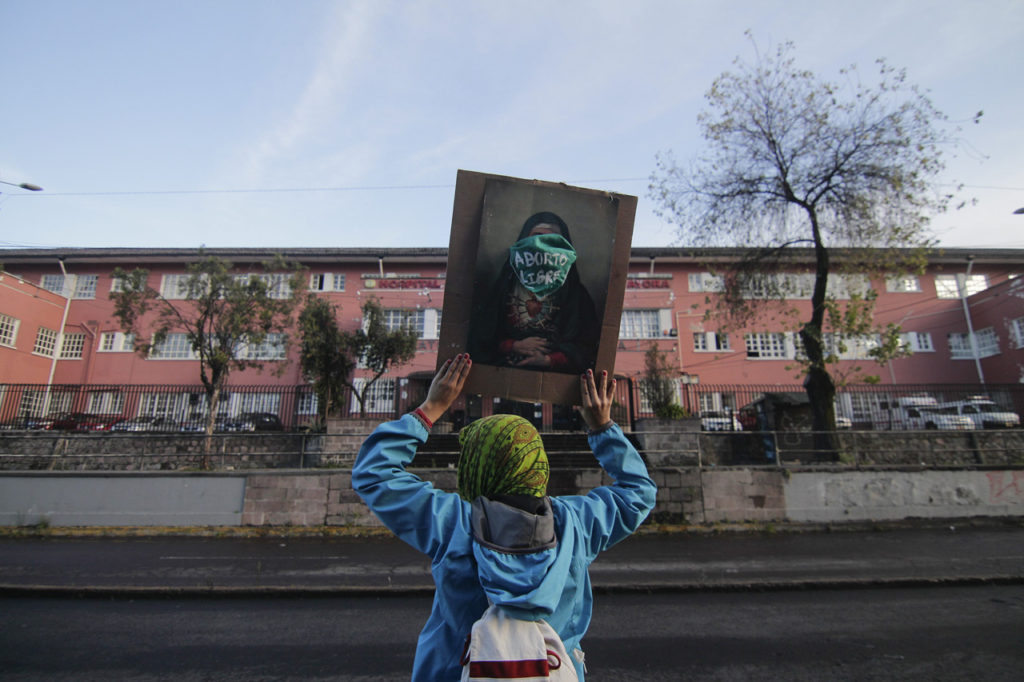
xmin=773 ymin=431 xmax=782 ymax=467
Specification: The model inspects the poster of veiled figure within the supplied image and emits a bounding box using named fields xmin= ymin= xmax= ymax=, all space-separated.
xmin=439 ymin=170 xmax=636 ymax=406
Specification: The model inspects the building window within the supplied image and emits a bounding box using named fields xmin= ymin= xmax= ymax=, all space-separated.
xmin=744 ymin=332 xmax=790 ymax=359
xmin=241 ymin=333 xmax=286 ymax=360
xmin=350 ymin=377 xmax=396 ymax=414
xmin=59 ymin=333 xmax=86 ymax=359
xmin=150 ymin=333 xmax=197 ymax=359
xmin=620 ymin=309 xmax=662 ymax=339
xmin=948 ymin=327 xmax=999 ymax=359
xmin=935 ymin=274 xmax=989 ymax=299
xmin=310 ymin=273 xmax=346 ymax=292
xmin=0 ymin=313 xmax=19 ymax=348
xmin=827 ymin=274 xmax=871 ymax=299
xmin=383 ymin=309 xmax=426 ymax=337
xmin=687 ymin=273 xmax=724 ymax=293
xmin=40 ymin=274 xmax=98 ymax=299
xmin=87 ymin=391 xmax=124 ymax=414
xmin=1011 ymin=317 xmax=1024 ymax=349
xmin=297 ymin=391 xmax=319 ymax=415
xmin=99 ymin=332 xmax=135 ymax=352
xmin=237 ymin=392 xmax=281 ymax=414
xmin=824 ymin=333 xmax=880 ymax=360
xmin=885 ymin=275 xmax=921 ymax=293
xmin=160 ymin=274 xmax=192 ymax=299
xmin=901 ymin=332 xmax=934 ymax=353
xmin=693 ymin=332 xmax=730 ymax=352
xmin=33 ymin=327 xmax=59 ymax=356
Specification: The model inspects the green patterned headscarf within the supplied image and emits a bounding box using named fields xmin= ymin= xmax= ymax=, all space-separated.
xmin=457 ymin=415 xmax=549 ymax=501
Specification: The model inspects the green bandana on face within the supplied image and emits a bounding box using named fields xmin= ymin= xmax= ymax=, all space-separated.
xmin=508 ymin=233 xmax=577 ymax=299
xmin=457 ymin=415 xmax=550 ymax=501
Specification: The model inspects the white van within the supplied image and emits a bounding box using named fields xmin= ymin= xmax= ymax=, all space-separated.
xmin=940 ymin=396 xmax=1021 ymax=429
xmin=871 ymin=396 xmax=976 ymax=431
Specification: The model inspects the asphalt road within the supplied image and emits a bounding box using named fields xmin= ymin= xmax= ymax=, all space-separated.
xmin=2 ymin=586 xmax=1023 ymax=681
xmin=2 ymin=524 xmax=1023 ymax=593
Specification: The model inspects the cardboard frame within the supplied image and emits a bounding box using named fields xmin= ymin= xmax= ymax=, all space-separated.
xmin=438 ymin=170 xmax=636 ymax=406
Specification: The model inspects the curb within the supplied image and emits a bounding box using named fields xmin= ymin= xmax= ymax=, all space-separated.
xmin=3 ymin=574 xmax=1022 ymax=598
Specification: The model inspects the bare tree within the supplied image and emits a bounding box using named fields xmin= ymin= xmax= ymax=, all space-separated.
xmin=651 ymin=35 xmax=979 ymax=437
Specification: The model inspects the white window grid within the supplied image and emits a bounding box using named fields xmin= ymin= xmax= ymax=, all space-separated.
xmin=935 ymin=274 xmax=989 ymax=299
xmin=74 ymin=275 xmax=98 ymax=299
xmin=901 ymin=332 xmax=934 ymax=353
xmin=309 ymin=273 xmax=346 ymax=292
xmin=99 ymin=332 xmax=135 ymax=352
xmin=637 ymin=377 xmax=681 ymax=414
xmin=698 ymin=392 xmax=737 ymax=413
xmin=87 ymin=391 xmax=124 ymax=414
xmin=138 ymin=392 xmax=196 ymax=419
xmin=59 ymin=333 xmax=86 ymax=359
xmin=150 ymin=333 xmax=198 ymax=360
xmin=33 ymin=327 xmax=58 ymax=357
xmin=687 ymin=273 xmax=724 ymax=293
xmin=824 ymin=333 xmax=880 ymax=360
xmin=383 ymin=309 xmax=425 ymax=337
xmin=19 ymin=389 xmax=73 ymax=418
xmin=693 ymin=332 xmax=730 ymax=352
xmin=620 ymin=309 xmax=661 ymax=339
xmin=160 ymin=274 xmax=193 ymax=299
xmin=350 ymin=377 xmax=396 ymax=414
xmin=238 ymin=393 xmax=281 ymax=414
xmin=948 ymin=327 xmax=1000 ymax=359
xmin=1011 ymin=318 xmax=1024 ymax=349
xmin=241 ymin=333 xmax=286 ymax=360
xmin=744 ymin=332 xmax=790 ymax=359
xmin=297 ymin=392 xmax=318 ymax=415
xmin=0 ymin=313 xmax=19 ymax=348
xmin=885 ymin=275 xmax=921 ymax=293
xmin=39 ymin=274 xmax=98 ymax=298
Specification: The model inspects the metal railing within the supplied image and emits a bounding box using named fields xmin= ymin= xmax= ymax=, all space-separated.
xmin=2 ymin=380 xmax=1022 ymax=433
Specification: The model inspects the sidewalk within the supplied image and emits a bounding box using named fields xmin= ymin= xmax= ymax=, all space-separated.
xmin=1 ymin=522 xmax=1022 ymax=596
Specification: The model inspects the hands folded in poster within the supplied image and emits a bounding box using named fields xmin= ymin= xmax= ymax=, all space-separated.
xmin=510 ymin=336 xmax=553 ymax=367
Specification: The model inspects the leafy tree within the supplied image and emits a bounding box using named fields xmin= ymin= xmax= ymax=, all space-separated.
xmin=297 ymin=297 xmax=351 ymax=427
xmin=650 ymin=35 xmax=979 ymax=436
xmin=640 ymin=343 xmax=687 ymax=419
xmin=111 ymin=253 xmax=307 ymax=439
xmin=339 ymin=298 xmax=418 ymax=418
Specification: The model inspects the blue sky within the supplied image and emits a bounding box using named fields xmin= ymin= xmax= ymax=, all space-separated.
xmin=1 ymin=0 xmax=1022 ymax=250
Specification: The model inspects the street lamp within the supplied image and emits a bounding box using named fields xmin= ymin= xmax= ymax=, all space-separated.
xmin=0 ymin=179 xmax=43 ymax=191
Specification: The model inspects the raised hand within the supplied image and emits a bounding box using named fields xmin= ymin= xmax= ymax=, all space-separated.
xmin=579 ymin=368 xmax=615 ymax=431
xmin=418 ymin=354 xmax=472 ymax=424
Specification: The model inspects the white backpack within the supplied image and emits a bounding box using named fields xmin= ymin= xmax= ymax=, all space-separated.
xmin=460 ymin=603 xmax=579 ymax=681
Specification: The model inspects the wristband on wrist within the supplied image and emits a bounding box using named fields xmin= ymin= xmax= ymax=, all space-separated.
xmin=412 ymin=408 xmax=434 ymax=430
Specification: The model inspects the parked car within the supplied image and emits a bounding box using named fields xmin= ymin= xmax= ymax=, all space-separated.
xmin=110 ymin=416 xmax=180 ymax=432
xmin=835 ymin=416 xmax=853 ymax=430
xmin=940 ymin=396 xmax=1021 ymax=429
xmin=0 ymin=416 xmax=54 ymax=430
xmin=235 ymin=412 xmax=284 ymax=431
xmin=871 ymin=396 xmax=975 ymax=431
xmin=700 ymin=410 xmax=743 ymax=431
xmin=47 ymin=412 xmax=121 ymax=431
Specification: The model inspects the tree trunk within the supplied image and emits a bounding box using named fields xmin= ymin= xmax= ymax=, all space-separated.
xmin=801 ymin=207 xmax=838 ymax=458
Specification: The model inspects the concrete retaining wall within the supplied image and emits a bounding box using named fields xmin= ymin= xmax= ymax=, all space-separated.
xmin=2 ymin=467 xmax=1022 ymax=527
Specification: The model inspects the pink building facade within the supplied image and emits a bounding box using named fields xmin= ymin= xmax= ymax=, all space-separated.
xmin=0 ymin=246 xmax=1021 ymax=427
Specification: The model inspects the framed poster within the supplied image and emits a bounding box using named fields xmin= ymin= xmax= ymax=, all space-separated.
xmin=438 ymin=170 xmax=636 ymax=405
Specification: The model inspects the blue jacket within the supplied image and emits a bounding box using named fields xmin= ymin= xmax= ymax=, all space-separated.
xmin=352 ymin=414 xmax=657 ymax=681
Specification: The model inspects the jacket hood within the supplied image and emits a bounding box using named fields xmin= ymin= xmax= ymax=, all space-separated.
xmin=470 ymin=496 xmax=574 ymax=621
